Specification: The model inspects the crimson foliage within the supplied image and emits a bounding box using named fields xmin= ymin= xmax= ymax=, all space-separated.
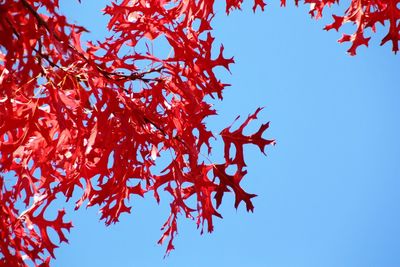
xmin=0 ymin=0 xmax=398 ymax=266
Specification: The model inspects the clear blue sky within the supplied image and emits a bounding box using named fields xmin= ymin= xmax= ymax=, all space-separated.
xmin=52 ymin=1 xmax=400 ymax=266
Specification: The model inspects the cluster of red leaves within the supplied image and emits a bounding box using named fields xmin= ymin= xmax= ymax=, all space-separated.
xmin=307 ymin=0 xmax=400 ymax=55
xmin=0 ymin=0 xmax=274 ymax=265
xmin=0 ymin=0 xmax=398 ymax=266
xmin=280 ymin=0 xmax=400 ymax=54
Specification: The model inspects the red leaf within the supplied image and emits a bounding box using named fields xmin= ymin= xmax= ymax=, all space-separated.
xmin=220 ymin=108 xmax=275 ymax=167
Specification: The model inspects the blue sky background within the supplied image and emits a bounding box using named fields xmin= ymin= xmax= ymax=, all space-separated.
xmin=50 ymin=1 xmax=400 ymax=266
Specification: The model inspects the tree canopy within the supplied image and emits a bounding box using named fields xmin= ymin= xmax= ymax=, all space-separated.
xmin=0 ymin=0 xmax=398 ymax=266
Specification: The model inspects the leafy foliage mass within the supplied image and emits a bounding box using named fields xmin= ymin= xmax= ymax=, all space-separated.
xmin=0 ymin=0 xmax=398 ymax=266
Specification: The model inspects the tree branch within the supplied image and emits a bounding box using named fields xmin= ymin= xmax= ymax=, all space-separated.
xmin=20 ymin=0 xmax=165 ymax=83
